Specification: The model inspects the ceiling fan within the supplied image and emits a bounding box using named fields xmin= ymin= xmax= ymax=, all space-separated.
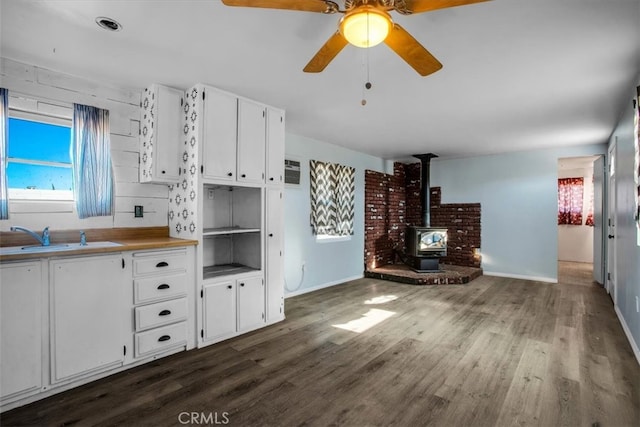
xmin=221 ymin=0 xmax=490 ymax=76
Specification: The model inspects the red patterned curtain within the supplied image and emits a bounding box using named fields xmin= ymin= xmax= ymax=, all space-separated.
xmin=585 ymin=175 xmax=595 ymax=226
xmin=558 ymin=177 xmax=584 ymax=225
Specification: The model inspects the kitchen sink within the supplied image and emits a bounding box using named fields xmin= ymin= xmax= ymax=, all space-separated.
xmin=0 ymin=241 xmax=123 ymax=256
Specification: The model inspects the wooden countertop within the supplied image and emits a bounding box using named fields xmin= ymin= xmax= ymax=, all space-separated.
xmin=0 ymin=227 xmax=198 ymax=262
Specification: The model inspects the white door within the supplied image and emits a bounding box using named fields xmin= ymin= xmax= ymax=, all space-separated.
xmin=153 ymin=85 xmax=183 ymax=182
xmin=50 ymin=255 xmax=125 ymax=383
xmin=606 ymin=142 xmax=617 ymax=303
xmin=266 ymin=108 xmax=285 ymax=185
xmin=0 ymin=261 xmax=42 ymax=399
xmin=237 ymin=275 xmax=265 ymax=332
xmin=266 ymin=188 xmax=284 ymax=322
xmin=237 ymin=99 xmax=266 ymax=184
xmin=592 ymin=155 xmax=605 ymax=284
xmin=202 ymin=280 xmax=236 ymax=342
xmin=203 ymin=89 xmax=237 ymax=181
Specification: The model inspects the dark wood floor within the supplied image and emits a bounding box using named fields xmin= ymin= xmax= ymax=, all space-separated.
xmin=2 ymin=261 xmax=639 ymax=426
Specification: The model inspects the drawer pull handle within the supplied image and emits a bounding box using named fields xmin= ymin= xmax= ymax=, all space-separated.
xmin=156 ymin=261 xmax=169 ymax=268
xmin=227 ymin=285 xmax=232 ymax=289
xmin=240 ymin=283 xmax=245 ymax=287
xmin=159 ymin=310 xmax=172 ymax=316
xmin=227 ymin=172 xmax=233 ymax=177
xmin=158 ymin=335 xmax=171 ymax=342
xmin=269 ymin=233 xmax=273 ymax=237
xmin=157 ymin=284 xmax=170 ymax=290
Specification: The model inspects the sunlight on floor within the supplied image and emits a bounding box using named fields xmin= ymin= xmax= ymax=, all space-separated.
xmin=332 ymin=308 xmax=396 ymax=333
xmin=364 ymin=295 xmax=398 ymax=305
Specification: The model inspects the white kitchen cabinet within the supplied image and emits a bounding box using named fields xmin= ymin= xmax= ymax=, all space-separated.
xmin=140 ymin=84 xmax=183 ymax=184
xmin=237 ymin=99 xmax=266 ymax=184
xmin=0 ymin=261 xmax=42 ymax=400
xmin=50 ymin=254 xmax=125 ymax=383
xmin=237 ymin=275 xmax=265 ymax=332
xmin=202 ymin=280 xmax=236 ymax=343
xmin=266 ymin=188 xmax=284 ymax=323
xmin=266 ymin=107 xmax=285 ymax=185
xmin=202 ymin=89 xmax=237 ymax=181
xmin=202 ymin=274 xmax=264 ymax=344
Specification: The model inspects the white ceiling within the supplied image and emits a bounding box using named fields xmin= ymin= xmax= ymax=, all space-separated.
xmin=1 ymin=0 xmax=639 ymax=160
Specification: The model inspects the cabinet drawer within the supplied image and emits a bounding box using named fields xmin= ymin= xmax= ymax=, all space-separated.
xmin=135 ymin=322 xmax=187 ymax=358
xmin=133 ymin=250 xmax=187 ymax=276
xmin=134 ymin=273 xmax=187 ymax=304
xmin=135 ymin=298 xmax=188 ymax=332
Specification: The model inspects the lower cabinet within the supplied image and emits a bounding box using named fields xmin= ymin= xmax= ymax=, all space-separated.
xmin=202 ymin=274 xmax=264 ymax=345
xmin=50 ymin=255 xmax=125 ymax=383
xmin=0 ymin=261 xmax=42 ymax=400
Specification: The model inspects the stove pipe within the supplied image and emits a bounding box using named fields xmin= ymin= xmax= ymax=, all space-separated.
xmin=412 ymin=153 xmax=438 ymax=227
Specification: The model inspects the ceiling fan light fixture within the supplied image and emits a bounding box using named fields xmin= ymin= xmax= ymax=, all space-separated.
xmin=339 ymin=7 xmax=392 ymax=48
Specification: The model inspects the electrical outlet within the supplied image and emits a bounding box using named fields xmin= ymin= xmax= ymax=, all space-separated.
xmin=134 ymin=205 xmax=143 ymax=218
xmin=208 ymin=188 xmax=215 ymax=200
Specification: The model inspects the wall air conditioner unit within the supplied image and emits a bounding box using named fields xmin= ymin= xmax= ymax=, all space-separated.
xmin=284 ymin=159 xmax=301 ymax=185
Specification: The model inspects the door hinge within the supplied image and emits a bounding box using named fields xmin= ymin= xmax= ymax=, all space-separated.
xmin=263 ymin=110 xmax=265 ymax=118
xmin=608 ymin=272 xmax=611 ymax=280
xmin=262 ymin=312 xmax=265 ymax=319
xmin=123 ymin=345 xmax=127 ymax=356
xmin=202 ymin=91 xmax=205 ymax=100
xmin=201 ymin=165 xmax=204 ymax=174
xmin=181 ymin=97 xmax=184 ymax=106
xmin=122 ymin=258 xmax=125 ymax=269
xmin=200 ymin=289 xmax=203 ymax=298
xmin=201 ymin=329 xmax=204 ymax=338
xmin=280 ymin=116 xmax=283 ymax=122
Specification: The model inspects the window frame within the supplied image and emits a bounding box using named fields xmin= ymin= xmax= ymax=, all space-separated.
xmin=7 ymin=97 xmax=74 ymax=203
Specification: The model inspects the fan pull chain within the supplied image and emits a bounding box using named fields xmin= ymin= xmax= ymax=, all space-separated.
xmin=361 ymin=13 xmax=373 ymax=106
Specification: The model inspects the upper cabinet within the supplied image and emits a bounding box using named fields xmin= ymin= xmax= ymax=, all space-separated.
xmin=140 ymin=84 xmax=183 ymax=184
xmin=202 ymin=90 xmax=237 ymax=181
xmin=266 ymin=107 xmax=285 ymax=185
xmin=237 ymin=99 xmax=266 ymax=184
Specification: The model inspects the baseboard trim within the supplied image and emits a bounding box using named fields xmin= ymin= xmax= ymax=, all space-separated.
xmin=285 ymin=274 xmax=363 ymax=298
xmin=614 ymin=305 xmax=640 ymax=366
xmin=483 ymin=271 xmax=558 ymax=283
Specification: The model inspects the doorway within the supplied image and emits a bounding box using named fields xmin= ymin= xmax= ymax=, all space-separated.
xmin=606 ymin=142 xmax=617 ymax=303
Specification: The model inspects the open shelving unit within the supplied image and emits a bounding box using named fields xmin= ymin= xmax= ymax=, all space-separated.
xmin=201 ymin=184 xmax=262 ymax=281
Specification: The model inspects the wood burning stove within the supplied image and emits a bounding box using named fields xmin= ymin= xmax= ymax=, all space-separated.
xmin=406 ymin=153 xmax=448 ymax=272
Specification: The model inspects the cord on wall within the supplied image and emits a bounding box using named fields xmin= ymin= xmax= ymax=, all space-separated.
xmin=284 ymin=262 xmax=305 ymax=292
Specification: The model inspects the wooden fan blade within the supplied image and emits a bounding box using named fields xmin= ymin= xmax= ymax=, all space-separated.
xmin=384 ymin=24 xmax=443 ymax=76
xmin=221 ymin=0 xmax=332 ymax=13
xmin=303 ymin=31 xmax=348 ymax=73
xmin=405 ymin=0 xmax=490 ymax=14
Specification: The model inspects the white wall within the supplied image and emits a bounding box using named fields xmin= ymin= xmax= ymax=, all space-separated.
xmin=283 ymin=133 xmax=386 ymax=296
xmin=609 ymin=74 xmax=640 ymax=363
xmin=0 ymin=58 xmax=169 ymax=231
xmin=429 ymin=144 xmax=607 ymax=282
xmin=557 ymin=164 xmax=595 ymax=263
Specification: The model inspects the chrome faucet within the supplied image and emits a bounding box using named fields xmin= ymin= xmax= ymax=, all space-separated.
xmin=10 ymin=226 xmax=50 ymax=246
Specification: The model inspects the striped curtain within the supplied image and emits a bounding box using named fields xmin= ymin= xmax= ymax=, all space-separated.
xmin=0 ymin=88 xmax=9 ymax=220
xmin=558 ymin=177 xmax=583 ymax=225
xmin=71 ymin=104 xmax=114 ymax=219
xmin=310 ymin=160 xmax=355 ymax=236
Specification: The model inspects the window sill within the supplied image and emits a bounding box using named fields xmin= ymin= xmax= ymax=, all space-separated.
xmin=316 ymin=235 xmax=351 ymax=243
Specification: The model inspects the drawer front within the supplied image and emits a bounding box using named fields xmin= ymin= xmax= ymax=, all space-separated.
xmin=135 ymin=298 xmax=188 ymax=332
xmin=134 ymin=273 xmax=187 ymax=304
xmin=133 ymin=250 xmax=187 ymax=276
xmin=135 ymin=322 xmax=187 ymax=358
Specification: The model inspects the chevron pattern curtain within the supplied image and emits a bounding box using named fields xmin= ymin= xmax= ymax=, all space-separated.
xmin=310 ymin=160 xmax=355 ymax=236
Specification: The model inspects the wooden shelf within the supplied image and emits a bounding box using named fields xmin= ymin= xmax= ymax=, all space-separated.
xmin=203 ymin=263 xmax=260 ymax=280
xmin=202 ymin=227 xmax=260 ymax=236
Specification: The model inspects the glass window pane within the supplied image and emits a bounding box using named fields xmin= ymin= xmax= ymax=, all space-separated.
xmin=8 ymin=117 xmax=71 ymax=163
xmin=6 ymin=163 xmax=72 ymax=191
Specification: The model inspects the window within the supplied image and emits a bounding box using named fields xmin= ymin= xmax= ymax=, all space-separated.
xmin=7 ymin=116 xmax=73 ymax=200
xmin=310 ymin=160 xmax=355 ymax=240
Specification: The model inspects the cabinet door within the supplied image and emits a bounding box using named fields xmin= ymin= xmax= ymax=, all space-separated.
xmin=0 ymin=262 xmax=42 ymax=399
xmin=237 ymin=99 xmax=266 ymax=184
xmin=237 ymin=276 xmax=265 ymax=332
xmin=50 ymin=255 xmax=125 ymax=383
xmin=140 ymin=84 xmax=183 ymax=183
xmin=266 ymin=108 xmax=285 ymax=185
xmin=266 ymin=188 xmax=284 ymax=322
xmin=203 ymin=280 xmax=236 ymax=342
xmin=203 ymin=89 xmax=238 ymax=181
